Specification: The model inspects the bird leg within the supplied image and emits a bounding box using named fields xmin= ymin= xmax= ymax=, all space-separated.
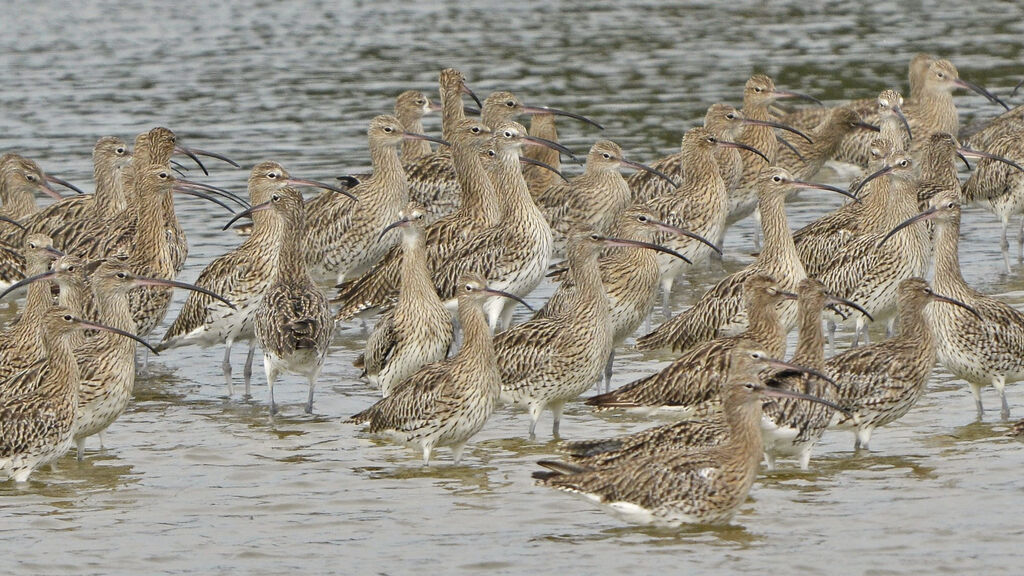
xmin=243 ymin=340 xmax=255 ymax=397
xmin=970 ymin=382 xmax=985 ymax=420
xmin=599 ymin=351 xmax=615 ymax=394
xmin=264 ymin=357 xmax=277 ymax=415
xmin=550 ymin=400 xmax=567 ymax=439
xmin=451 ymin=442 xmax=467 ymax=465
xmin=76 ymin=437 xmax=86 ymax=462
xmin=222 ymin=338 xmax=234 ymax=396
xmin=995 ymin=375 xmax=1010 ymax=420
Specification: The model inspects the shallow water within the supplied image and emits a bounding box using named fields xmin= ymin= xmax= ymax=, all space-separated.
xmin=2 ymin=1 xmax=1024 ymax=574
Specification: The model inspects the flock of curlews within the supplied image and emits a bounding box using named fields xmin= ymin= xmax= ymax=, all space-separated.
xmin=2 ymin=54 xmax=1024 ymax=529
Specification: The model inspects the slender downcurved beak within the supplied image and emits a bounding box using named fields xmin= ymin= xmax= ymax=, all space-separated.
xmin=852 ymin=164 xmax=896 ymax=197
xmin=773 ymin=89 xmax=824 ymax=106
xmin=174 ymin=145 xmax=209 ymax=176
xmin=1013 ymin=79 xmax=1024 ymax=97
xmin=186 ymin=147 xmax=241 ymax=168
xmin=757 ymin=383 xmax=850 ymax=414
xmin=595 ymin=235 xmax=692 ymax=264
xmin=643 ymin=217 xmax=723 ymax=256
xmin=777 ymin=136 xmax=805 ymax=161
xmin=892 ymin=106 xmax=913 ymax=141
xmin=481 ymin=286 xmax=534 ymax=311
xmin=174 ymin=178 xmax=251 ymax=209
xmin=74 ymin=316 xmax=159 ymax=355
xmin=520 ymin=156 xmax=570 ymax=183
xmin=743 ymin=118 xmax=814 ymax=144
xmin=427 ymin=101 xmax=443 ymax=112
xmin=959 ymin=146 xmax=1024 ymax=175
xmin=288 ymin=177 xmax=358 ymax=201
xmin=131 ymin=276 xmax=237 ymax=309
xmin=222 ymin=200 xmax=272 ymax=230
xmin=45 ymin=246 xmax=65 ymax=257
xmin=522 ymin=135 xmax=582 ymax=164
xmin=462 ymin=82 xmax=483 ymax=108
xmin=931 ymin=291 xmax=982 ymax=319
xmin=759 ymin=357 xmax=842 ymax=396
xmin=825 ymin=294 xmax=874 ymax=322
xmin=45 ymin=174 xmax=85 ymax=195
xmin=0 ymin=270 xmax=56 ymax=301
xmin=0 ymin=215 xmax=26 ymax=230
xmin=855 ymin=121 xmax=881 ymax=132
xmin=403 ymin=131 xmax=450 ymax=148
xmin=172 ymin=184 xmax=237 ymax=214
xmin=620 ymin=158 xmax=677 ymax=187
xmin=518 ymin=105 xmax=604 ymax=131
xmin=777 ymin=290 xmax=799 ymax=301
xmin=954 ymin=77 xmax=1010 ymax=111
xmin=377 ymin=217 xmax=410 ymax=242
xmin=956 ymin=151 xmax=972 ymax=171
xmin=877 ymin=205 xmax=941 ymax=248
xmin=791 ymin=179 xmax=860 ymax=202
xmin=718 ymin=139 xmax=770 ymax=164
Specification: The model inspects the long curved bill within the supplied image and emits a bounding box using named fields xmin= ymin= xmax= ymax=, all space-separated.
xmin=131 ymin=275 xmax=236 ymax=310
xmin=856 ymin=121 xmax=881 ymax=132
xmin=0 ymin=270 xmax=56 ymax=301
xmin=792 ymin=179 xmax=860 ymax=202
xmin=955 ymin=78 xmax=1010 ymax=111
xmin=959 ymin=146 xmax=1024 ymax=175
xmin=481 ymin=286 xmax=534 ymax=311
xmin=377 ymin=217 xmax=409 ymax=242
xmin=825 ymin=294 xmax=874 ymax=322
xmin=932 ymin=291 xmax=982 ymax=319
xmin=596 ymin=235 xmax=692 ymax=264
xmin=852 ymin=164 xmax=895 ymax=197
xmin=759 ymin=357 xmax=843 ymax=398
xmin=288 ymin=177 xmax=358 ymax=201
xmin=403 ymin=131 xmax=451 ymax=148
xmin=518 ymin=105 xmax=605 ymax=131
xmin=892 ymin=106 xmax=913 ymax=141
xmin=74 ymin=317 xmax=159 ymax=355
xmin=777 ymin=136 xmax=805 ymax=161
xmin=621 ymin=158 xmax=677 ymax=187
xmin=520 ymin=156 xmax=569 ymax=183
xmin=462 ymin=82 xmax=483 ymax=108
xmin=522 ymin=135 xmax=582 ymax=164
xmin=719 ymin=139 xmax=770 ymax=164
xmin=222 ymin=200 xmax=272 ymax=230
xmin=175 ymin=178 xmax=251 ymax=209
xmin=45 ymin=174 xmax=86 ymax=195
xmin=0 ymin=215 xmax=26 ymax=230
xmin=877 ymin=205 xmax=939 ymax=248
xmin=744 ymin=118 xmax=814 ymax=144
xmin=773 ymin=89 xmax=824 ymax=107
xmin=644 ymin=218 xmax=723 ymax=256
xmin=757 ymin=383 xmax=850 ymax=414
xmin=174 ymin=145 xmax=209 ymax=176
xmin=1014 ymin=79 xmax=1024 ymax=97
xmin=186 ymin=147 xmax=241 ymax=169
xmin=172 ymin=184 xmax=237 ymax=214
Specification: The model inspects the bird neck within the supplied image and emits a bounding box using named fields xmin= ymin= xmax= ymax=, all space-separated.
xmin=42 ymin=332 xmax=80 ymax=403
xmin=757 ymin=193 xmax=797 ymax=263
xmin=738 ymin=105 xmax=778 ymax=164
xmin=915 ymin=91 xmax=958 ymax=136
xmin=131 ymin=191 xmax=173 ymax=275
xmin=523 ymin=115 xmax=560 ymax=193
xmin=682 ymin=147 xmax=725 ymax=195
xmin=1 ymin=186 xmax=37 ymax=219
xmin=745 ymin=296 xmax=785 ymax=356
xmin=791 ymin=299 xmax=826 ymax=367
xmin=495 ymin=151 xmax=545 ymax=224
xmin=568 ymin=247 xmax=606 ymax=308
xmin=398 ymin=230 xmax=437 ymax=304
xmin=245 ymin=208 xmax=284 ymax=249
xmin=455 ymin=300 xmax=496 ymax=367
xmin=368 ymin=140 xmax=407 ymax=203
xmin=897 ymin=299 xmax=932 ymax=345
xmin=398 ymin=118 xmax=431 ymax=162
xmin=94 ymin=163 xmax=127 ymax=217
xmin=440 ymin=89 xmax=466 ymax=143
xmin=880 ymin=117 xmax=908 ymax=151
xmin=22 ymin=277 xmax=54 ymax=325
xmin=452 ymin=140 xmax=500 ymax=225
xmin=931 ymin=210 xmax=969 ymax=295
xmin=721 ymin=389 xmax=766 ymax=468
xmin=93 ymin=290 xmax=138 ymax=354
xmin=274 ymin=210 xmax=309 ymax=282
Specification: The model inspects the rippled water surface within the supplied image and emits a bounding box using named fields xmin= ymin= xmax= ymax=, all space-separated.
xmin=2 ymin=1 xmax=1024 ymax=574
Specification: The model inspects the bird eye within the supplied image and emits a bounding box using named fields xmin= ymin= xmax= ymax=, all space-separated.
xmin=116 ymin=147 xmax=126 ymax=154
xmin=947 ymin=202 xmax=956 ymax=209
xmin=772 ymin=175 xmax=782 ymax=182
xmin=743 ymin=382 xmax=756 ymax=390
xmin=899 ymin=160 xmax=909 ymax=167
xmin=63 ymin=314 xmax=73 ymax=321
xmin=505 ymin=101 xmax=515 ymax=107
xmin=487 ymin=150 xmax=496 ymax=157
xmin=26 ymin=174 xmax=37 ymax=182
xmin=383 ymin=126 xmax=394 ymax=133
xmin=272 ymin=194 xmax=281 ymax=202
xmin=471 ymin=126 xmax=480 ymax=133
xmin=28 ymin=243 xmax=37 ymax=249
xmin=937 ymin=72 xmax=945 ymax=79
xmin=589 ymin=233 xmax=601 ymax=241
xmin=503 ymin=131 xmax=513 ymax=138
xmin=158 ymin=172 xmax=169 ymax=179
xmin=67 ymin=266 xmax=76 ymax=272
xmin=465 ymin=283 xmax=473 ymax=292
xmin=116 ymin=272 xmax=127 ymax=279
xmin=726 ymin=113 xmax=737 ymax=120
xmin=602 ymin=153 xmax=611 ymax=159
xmin=637 ymin=215 xmax=648 ymax=222
xmin=267 ymin=172 xmax=278 ymax=179
xmin=416 ymin=99 xmax=425 ymax=105
xmin=754 ymin=87 xmax=763 ymax=93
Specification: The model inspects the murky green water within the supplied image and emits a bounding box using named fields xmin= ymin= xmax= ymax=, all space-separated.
xmin=1 ymin=1 xmax=1023 ymax=574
